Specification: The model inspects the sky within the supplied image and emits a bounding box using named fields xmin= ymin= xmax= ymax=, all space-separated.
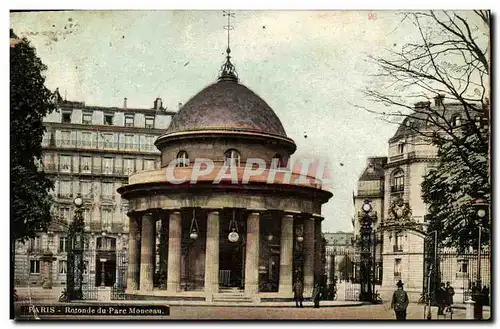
xmin=9 ymin=10 xmax=485 ymax=233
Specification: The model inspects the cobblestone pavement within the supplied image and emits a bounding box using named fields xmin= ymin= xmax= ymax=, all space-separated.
xmin=14 ymin=303 xmax=490 ymax=320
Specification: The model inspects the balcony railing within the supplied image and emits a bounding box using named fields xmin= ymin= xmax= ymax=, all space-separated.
xmin=52 ymin=139 xmax=158 ymax=153
xmin=393 ymin=245 xmax=403 ymax=252
xmin=27 ymin=246 xmax=44 ymax=253
xmin=389 ymin=154 xmax=404 ymax=162
xmin=390 ymin=185 xmax=404 ymax=193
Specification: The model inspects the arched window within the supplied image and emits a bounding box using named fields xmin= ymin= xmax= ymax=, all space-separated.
xmin=271 ymin=154 xmax=286 ymax=169
xmin=224 ymin=149 xmax=240 ymax=167
xmin=391 ymin=169 xmax=404 ymax=193
xmin=451 ymin=115 xmax=462 ymax=127
xmin=176 ymin=151 xmax=189 ymax=167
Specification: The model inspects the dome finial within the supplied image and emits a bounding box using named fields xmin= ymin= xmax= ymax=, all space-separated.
xmin=219 ymin=10 xmax=238 ymax=82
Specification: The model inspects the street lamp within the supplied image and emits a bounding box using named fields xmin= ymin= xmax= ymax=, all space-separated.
xmin=472 ymin=195 xmax=488 ymax=320
xmin=65 ymin=193 xmax=85 ymax=300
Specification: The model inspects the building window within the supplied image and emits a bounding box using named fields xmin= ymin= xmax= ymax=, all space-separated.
xmin=123 ymin=134 xmax=134 ymax=150
xmin=125 ymin=115 xmax=134 ymax=127
xmin=391 ymin=169 xmax=404 ymax=193
xmin=81 ymin=132 xmax=92 ymax=148
xmin=271 ymin=154 xmax=286 ymax=169
xmin=59 ymin=181 xmax=72 ymax=198
xmin=457 ymin=260 xmax=468 ymax=277
xmin=102 ymin=158 xmax=114 ymax=175
xmin=29 ymin=237 xmax=40 ymax=252
xmin=224 ymin=149 xmax=240 ymax=167
xmin=59 ymin=206 xmax=71 ymax=221
xmin=143 ymin=135 xmax=156 ymax=151
xmin=62 ymin=112 xmax=71 ymax=124
xmin=394 ymin=258 xmax=402 ymax=278
xmin=451 ymin=115 xmax=461 ymax=127
xmin=144 ymin=159 xmax=155 ymax=171
xmin=81 ymin=181 xmax=92 ymax=197
xmin=58 ymin=260 xmax=67 ymax=274
xmin=398 ymin=143 xmax=405 ymax=154
xmin=124 ymin=158 xmax=135 ymax=175
xmin=81 ymin=156 xmax=92 ymax=173
xmin=145 ymin=116 xmax=155 ymax=129
xmin=104 ymin=114 xmax=113 ymax=125
xmin=83 ymin=208 xmax=91 ymax=223
xmin=59 ymin=155 xmax=72 ymax=173
xmin=101 ymin=182 xmax=114 ymax=199
xmin=82 ymin=112 xmax=92 ymax=125
xmin=176 ymin=151 xmax=189 ymax=167
xmin=96 ymin=237 xmax=116 ymax=251
xmin=61 ymin=131 xmax=72 ymax=147
xmin=83 ymin=261 xmax=89 ymax=274
xmin=101 ymin=133 xmax=114 ymax=149
xmin=30 ymin=260 xmax=40 ymax=274
xmin=59 ymin=236 xmax=68 ymax=252
xmin=101 ymin=208 xmax=113 ymax=230
xmin=393 ymin=232 xmax=403 ymax=252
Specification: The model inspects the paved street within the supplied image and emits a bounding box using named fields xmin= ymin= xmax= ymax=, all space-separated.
xmin=14 ymin=286 xmax=490 ymax=320
xmin=14 ymin=302 xmax=490 ymax=320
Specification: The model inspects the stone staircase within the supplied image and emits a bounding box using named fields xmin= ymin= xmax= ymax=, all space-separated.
xmin=212 ymin=288 xmax=253 ymax=303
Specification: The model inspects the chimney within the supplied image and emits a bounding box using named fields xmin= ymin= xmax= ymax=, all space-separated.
xmin=178 ymin=102 xmax=183 ymax=110
xmin=123 ymin=97 xmax=127 ymax=109
xmin=434 ymin=94 xmax=445 ymax=107
xmin=154 ymin=98 xmax=163 ymax=110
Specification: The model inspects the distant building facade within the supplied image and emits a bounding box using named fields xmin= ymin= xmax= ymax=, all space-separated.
xmin=13 ymin=93 xmax=174 ymax=288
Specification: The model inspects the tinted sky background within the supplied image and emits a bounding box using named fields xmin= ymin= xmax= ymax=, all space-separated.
xmin=10 ymin=10 xmax=484 ymax=232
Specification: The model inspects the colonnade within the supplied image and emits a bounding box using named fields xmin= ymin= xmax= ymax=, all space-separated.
xmin=126 ymin=209 xmax=320 ymax=299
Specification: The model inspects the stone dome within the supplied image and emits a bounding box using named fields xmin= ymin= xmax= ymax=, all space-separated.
xmin=165 ymin=79 xmax=287 ymax=137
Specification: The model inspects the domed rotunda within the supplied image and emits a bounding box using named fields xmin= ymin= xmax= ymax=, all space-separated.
xmin=118 ymin=55 xmax=332 ymax=303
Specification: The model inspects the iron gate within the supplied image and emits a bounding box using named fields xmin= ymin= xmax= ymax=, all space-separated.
xmin=325 ymin=248 xmax=382 ymax=301
xmin=111 ymin=251 xmax=128 ymax=300
xmin=81 ymin=251 xmax=98 ymax=300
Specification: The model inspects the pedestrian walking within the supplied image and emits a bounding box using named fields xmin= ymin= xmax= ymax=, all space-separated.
xmin=313 ymin=284 xmax=322 ymax=308
xmin=445 ymin=281 xmax=455 ymax=313
xmin=390 ymin=280 xmax=409 ymax=320
xmin=437 ymin=283 xmax=446 ymax=315
xmin=292 ymin=279 xmax=304 ymax=308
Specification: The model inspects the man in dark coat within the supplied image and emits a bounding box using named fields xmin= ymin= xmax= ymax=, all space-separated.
xmin=445 ymin=281 xmax=455 ymax=312
xmin=292 ymin=279 xmax=304 ymax=308
xmin=437 ymin=283 xmax=447 ymax=315
xmin=312 ymin=284 xmax=321 ymax=308
xmin=391 ymin=280 xmax=409 ymax=320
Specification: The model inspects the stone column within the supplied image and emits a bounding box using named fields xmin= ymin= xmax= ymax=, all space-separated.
xmin=244 ymin=212 xmax=260 ymax=298
xmin=278 ymin=214 xmax=294 ymax=296
xmin=303 ymin=218 xmax=315 ymax=297
xmin=139 ymin=213 xmax=155 ymax=291
xmin=314 ymin=218 xmax=322 ymax=286
xmin=204 ymin=211 xmax=220 ymax=301
xmin=167 ymin=211 xmax=182 ymax=292
xmin=159 ymin=217 xmax=169 ymax=289
xmin=127 ymin=215 xmax=140 ymax=290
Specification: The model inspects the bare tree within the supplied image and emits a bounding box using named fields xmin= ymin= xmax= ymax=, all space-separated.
xmin=361 ymin=11 xmax=490 ymax=249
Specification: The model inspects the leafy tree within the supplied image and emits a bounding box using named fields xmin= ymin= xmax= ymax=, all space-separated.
xmin=360 ymin=11 xmax=490 ymax=248
xmin=422 ymin=123 xmax=489 ymax=251
xmin=11 ymin=29 xmax=55 ymax=244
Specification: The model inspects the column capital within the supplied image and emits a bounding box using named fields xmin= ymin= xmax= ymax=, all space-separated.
xmin=283 ymin=214 xmax=294 ymax=219
xmin=208 ymin=211 xmax=219 ymax=215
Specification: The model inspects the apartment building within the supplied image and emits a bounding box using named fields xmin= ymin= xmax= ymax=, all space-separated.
xmin=13 ymin=92 xmax=175 ymax=288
